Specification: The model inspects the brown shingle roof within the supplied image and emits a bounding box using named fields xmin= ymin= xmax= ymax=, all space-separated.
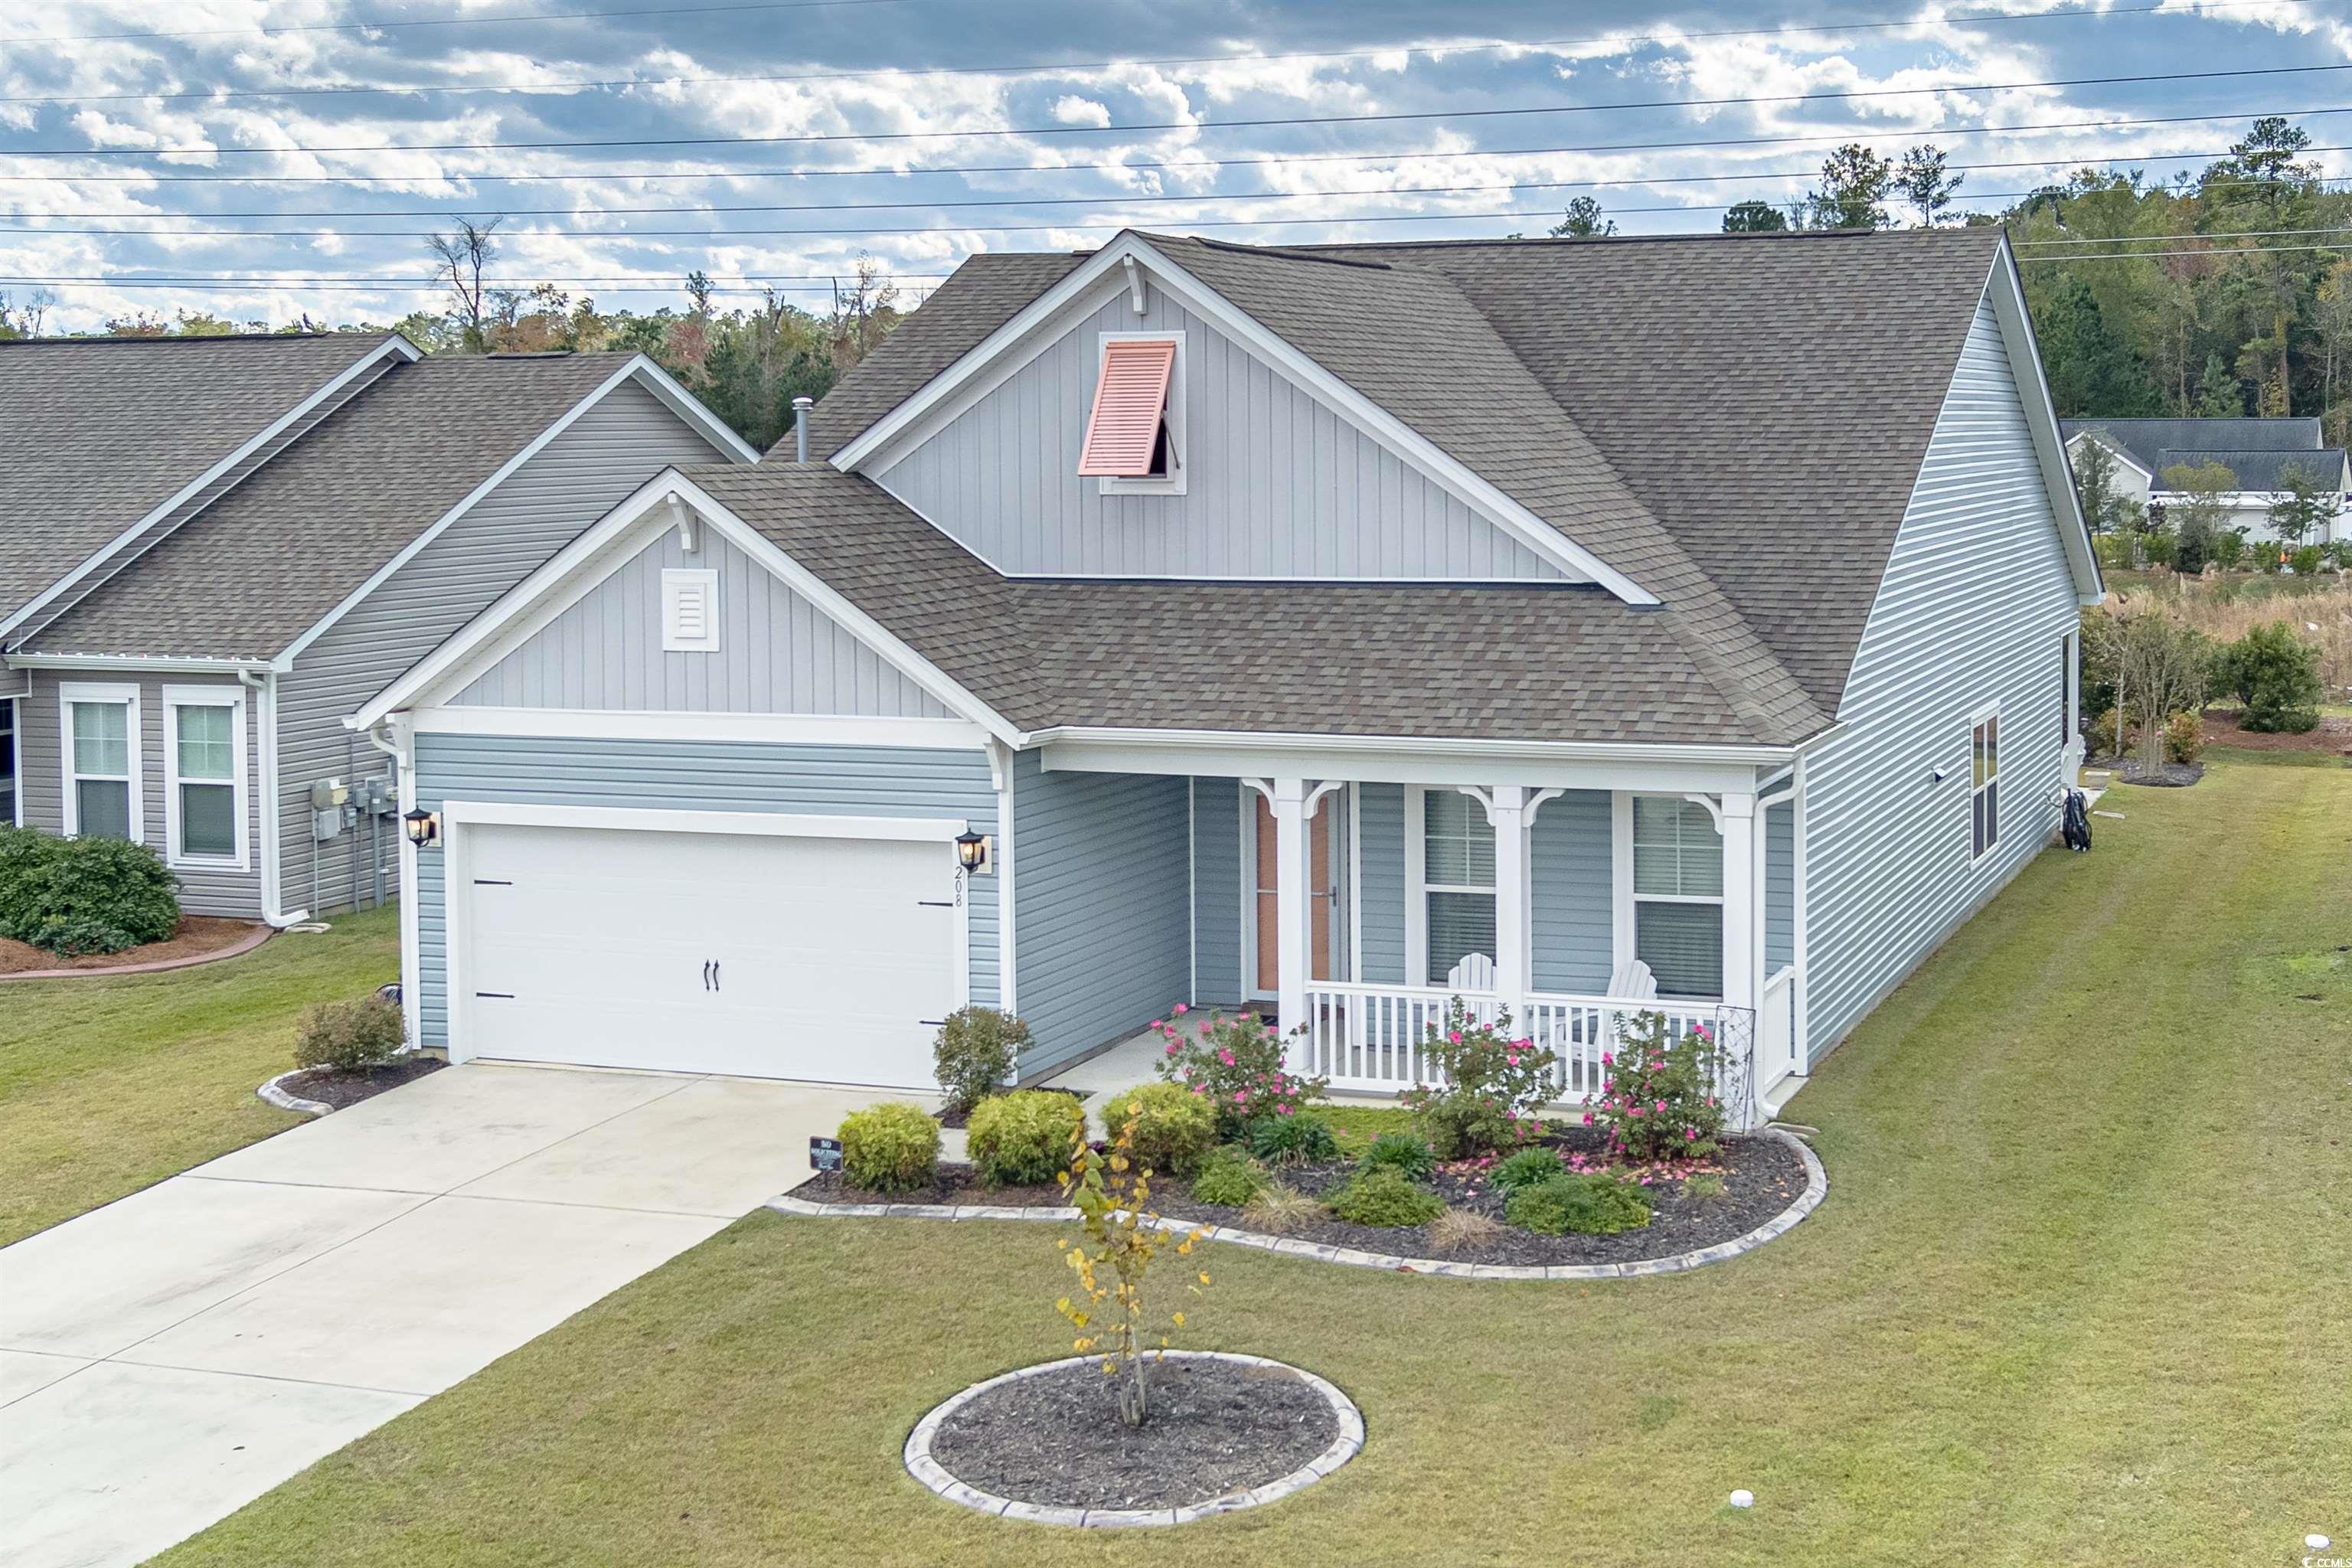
xmin=22 ymin=354 xmax=640 ymax=660
xmin=0 ymin=332 xmax=396 ymax=622
xmin=690 ymin=462 xmax=1815 ymax=746
xmin=800 ymin=228 xmax=2009 ymax=720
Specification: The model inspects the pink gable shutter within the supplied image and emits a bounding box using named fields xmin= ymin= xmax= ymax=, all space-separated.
xmin=1076 ymin=338 xmax=1177 ymax=476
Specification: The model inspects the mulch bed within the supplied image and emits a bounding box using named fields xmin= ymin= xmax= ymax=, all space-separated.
xmin=2104 ymin=757 xmax=2205 ymax=788
xmin=279 ymin=1055 xmax=446 ymax=1110
xmin=798 ymin=1124 xmax=1809 ymax=1269
xmin=934 ymin=1085 xmax=1083 ymax=1130
xmin=2201 ymin=711 xmax=2352 ymax=755
xmin=927 ymin=1357 xmax=1336 ymax=1510
xmin=0 ymin=916 xmax=265 ymax=976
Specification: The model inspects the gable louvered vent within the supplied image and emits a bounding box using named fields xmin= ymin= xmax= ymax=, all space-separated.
xmin=662 ymin=568 xmax=720 ymax=652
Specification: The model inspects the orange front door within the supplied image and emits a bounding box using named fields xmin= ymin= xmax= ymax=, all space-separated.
xmin=1253 ymin=792 xmax=1333 ymax=995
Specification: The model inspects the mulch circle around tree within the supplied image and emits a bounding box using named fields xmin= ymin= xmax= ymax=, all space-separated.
xmin=279 ymin=1056 xmax=446 ymax=1111
xmin=2110 ymin=757 xmax=2205 ymax=787
xmin=924 ymin=1355 xmax=1344 ymax=1513
xmin=934 ymin=1085 xmax=1083 ymax=1129
xmin=798 ymin=1124 xmax=1811 ymax=1271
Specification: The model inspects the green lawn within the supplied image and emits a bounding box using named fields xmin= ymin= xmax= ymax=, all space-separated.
xmin=159 ymin=765 xmax=2350 ymax=1567
xmin=0 ymin=905 xmax=400 ymax=1246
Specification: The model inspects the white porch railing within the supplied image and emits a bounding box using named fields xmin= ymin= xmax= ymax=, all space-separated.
xmin=1296 ymin=982 xmax=1713 ymax=1103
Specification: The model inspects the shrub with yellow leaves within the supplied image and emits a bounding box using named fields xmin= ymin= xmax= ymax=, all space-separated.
xmin=1054 ymin=1093 xmax=1212 ymax=1427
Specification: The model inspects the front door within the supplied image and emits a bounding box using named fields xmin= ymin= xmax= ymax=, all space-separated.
xmin=1251 ymin=792 xmax=1335 ymax=997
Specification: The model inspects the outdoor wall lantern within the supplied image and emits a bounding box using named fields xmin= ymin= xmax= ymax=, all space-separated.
xmin=955 ymin=829 xmax=989 ymax=875
xmin=402 ymin=808 xmax=441 ymax=849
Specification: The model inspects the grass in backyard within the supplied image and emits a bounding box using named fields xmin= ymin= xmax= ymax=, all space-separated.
xmin=0 ymin=905 xmax=401 ymax=1246
xmin=157 ymin=765 xmax=2350 ymax=1567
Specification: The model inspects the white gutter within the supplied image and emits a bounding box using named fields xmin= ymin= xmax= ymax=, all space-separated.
xmin=238 ymin=669 xmax=309 ymax=928
xmin=1026 ymin=724 xmax=1802 ymax=766
xmin=8 ymin=654 xmax=275 ymax=675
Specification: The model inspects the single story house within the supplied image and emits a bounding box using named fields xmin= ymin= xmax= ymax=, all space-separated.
xmin=0 ymin=332 xmax=753 ymax=923
xmin=357 ymin=227 xmax=2100 ymax=1120
xmin=2061 ymin=416 xmax=2348 ymax=547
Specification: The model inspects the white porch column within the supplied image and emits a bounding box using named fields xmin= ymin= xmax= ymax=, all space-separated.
xmin=1489 ymin=785 xmax=1528 ymax=1026
xmin=1719 ymin=791 xmax=1759 ymax=1012
xmin=1272 ymin=776 xmax=1311 ymax=1037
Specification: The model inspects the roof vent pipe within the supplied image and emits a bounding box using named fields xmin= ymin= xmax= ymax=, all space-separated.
xmin=792 ymin=395 xmax=814 ymax=462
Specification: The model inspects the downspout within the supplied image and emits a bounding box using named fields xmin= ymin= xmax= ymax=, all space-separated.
xmin=237 ymin=669 xmax=310 ymax=926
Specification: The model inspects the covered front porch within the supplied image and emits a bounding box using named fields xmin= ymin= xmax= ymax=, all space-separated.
xmin=1029 ymin=733 xmax=1807 ymax=1124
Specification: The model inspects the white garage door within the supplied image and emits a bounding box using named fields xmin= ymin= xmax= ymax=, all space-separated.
xmin=455 ymin=817 xmax=962 ymax=1087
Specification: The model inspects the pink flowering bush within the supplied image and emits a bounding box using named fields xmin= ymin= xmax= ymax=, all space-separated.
xmin=1399 ymin=999 xmax=1560 ymax=1159
xmin=1585 ymin=1011 xmax=1729 ymax=1163
xmin=1148 ymin=1005 xmax=1327 ymax=1139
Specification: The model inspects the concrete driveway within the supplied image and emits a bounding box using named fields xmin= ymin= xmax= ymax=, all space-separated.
xmin=0 ymin=1062 xmax=912 ymax=1568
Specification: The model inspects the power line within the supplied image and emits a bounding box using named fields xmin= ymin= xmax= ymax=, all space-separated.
xmin=1 ymin=0 xmax=2326 ymax=108
xmin=1 ymin=106 xmax=2326 ymax=187
xmin=2020 ymin=240 xmax=2352 ymax=259
xmin=6 ymin=129 xmax=2345 ymax=236
xmin=2012 ymin=225 xmax=2352 ymax=245
xmin=5 ymin=60 xmax=2350 ymax=160
xmin=1 ymin=0 xmax=919 ymax=47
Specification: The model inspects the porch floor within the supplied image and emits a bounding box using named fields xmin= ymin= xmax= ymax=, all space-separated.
xmin=1036 ymin=1012 xmax=1408 ymax=1126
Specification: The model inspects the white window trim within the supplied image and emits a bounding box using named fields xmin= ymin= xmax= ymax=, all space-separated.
xmin=662 ymin=567 xmax=720 ymax=653
xmin=1971 ymin=703 xmax=2002 ymax=862
xmin=162 ymin=684 xmax=249 ymax=871
xmin=1096 ymin=329 xmax=1187 ymax=497
xmin=1 ymin=693 xmax=19 ymax=828
xmin=1403 ymin=785 xmax=1501 ymax=988
xmin=60 ymin=681 xmax=142 ymax=843
xmin=1615 ymin=791 xmax=1727 ymax=1002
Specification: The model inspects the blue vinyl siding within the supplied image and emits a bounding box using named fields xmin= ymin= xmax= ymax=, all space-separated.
xmin=1011 ymin=750 xmax=1192 ymax=1077
xmin=1354 ymin=783 xmax=1407 ymax=985
xmin=412 ymin=733 xmax=998 ymax=1046
xmin=1766 ymin=798 xmax=1795 ymax=972
xmin=1530 ymin=789 xmax=1612 ymax=993
xmin=1190 ymin=776 xmax=1243 ymax=1004
xmin=1802 ymin=293 xmax=2080 ymax=1061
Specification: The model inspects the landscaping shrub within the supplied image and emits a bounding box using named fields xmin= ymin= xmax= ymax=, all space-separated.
xmin=2162 ymin=710 xmax=2204 ymax=763
xmin=2217 ymin=620 xmax=2325 ymax=733
xmin=2290 ymin=544 xmax=2326 ymax=577
xmin=1187 ymin=1145 xmax=1266 ymax=1207
xmin=1102 ymin=1081 xmax=1216 ymax=1178
xmin=1424 ymin=1206 xmax=1505 ymax=1252
xmin=967 ymin=1089 xmax=1085 ymax=1186
xmin=1488 ymin=1145 xmax=1570 ymax=1194
xmin=1240 ymin=1181 xmax=1322 ymax=1233
xmin=292 ymin=996 xmax=407 ymax=1073
xmin=932 ymin=1006 xmax=1030 ymax=1113
xmin=1587 ymin=1011 xmax=1730 ymax=1163
xmin=1150 ymin=1005 xmax=1326 ymax=1138
xmin=837 ymin=1102 xmax=940 ymax=1193
xmin=1325 ymin=1165 xmax=1444 ymax=1227
xmin=0 ymin=828 xmax=178 ymax=956
xmin=1245 ymin=1111 xmax=1339 ymax=1167
xmin=2086 ymin=706 xmax=2127 ymax=761
xmin=1506 ymin=1174 xmax=1652 ymax=1236
xmin=1681 ymin=1171 xmax=1728 ymax=1202
xmin=1401 ymin=999 xmax=1559 ymax=1158
xmin=1359 ymin=1130 xmax=1436 ymax=1182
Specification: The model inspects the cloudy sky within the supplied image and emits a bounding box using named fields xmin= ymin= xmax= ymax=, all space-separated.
xmin=1 ymin=0 xmax=2348 ymax=332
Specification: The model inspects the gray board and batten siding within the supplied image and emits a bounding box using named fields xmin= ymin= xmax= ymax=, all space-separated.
xmin=1802 ymin=293 xmax=2080 ymax=1061
xmin=279 ymin=378 xmax=737 ymax=914
xmin=874 ymin=284 xmax=1569 ymax=582
xmin=453 ymin=523 xmax=951 ymax=717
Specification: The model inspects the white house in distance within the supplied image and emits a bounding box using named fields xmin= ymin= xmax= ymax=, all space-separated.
xmin=2061 ymin=416 xmax=2349 ymax=547
xmin=355 ymin=227 xmax=2101 ymax=1125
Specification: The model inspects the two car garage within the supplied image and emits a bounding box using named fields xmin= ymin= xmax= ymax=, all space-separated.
xmin=441 ymin=806 xmax=969 ymax=1091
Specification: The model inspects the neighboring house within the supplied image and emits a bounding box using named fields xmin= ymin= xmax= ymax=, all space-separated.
xmin=2061 ymin=416 xmax=2350 ymax=546
xmin=0 ymin=333 xmax=755 ymax=924
xmin=356 ymin=227 xmax=2100 ymax=1121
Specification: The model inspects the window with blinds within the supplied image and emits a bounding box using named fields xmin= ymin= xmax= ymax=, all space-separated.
xmin=68 ymin=699 xmax=134 ymax=841
xmin=1423 ymin=787 xmax=1496 ymax=985
xmin=171 ymin=699 xmax=238 ymax=861
xmin=1632 ymin=796 xmax=1723 ymax=998
xmin=1972 ymin=710 xmax=2001 ymax=858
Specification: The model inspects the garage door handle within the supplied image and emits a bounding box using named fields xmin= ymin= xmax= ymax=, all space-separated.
xmin=712 ymin=960 xmax=720 ymax=992
xmin=702 ymin=960 xmax=712 ymax=991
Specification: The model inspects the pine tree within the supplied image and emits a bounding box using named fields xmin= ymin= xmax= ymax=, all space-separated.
xmin=2034 ymin=276 xmax=2164 ymax=417
xmin=2194 ymin=351 xmax=2246 ymax=416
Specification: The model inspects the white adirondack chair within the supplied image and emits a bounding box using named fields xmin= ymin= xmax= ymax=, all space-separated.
xmin=1606 ymin=958 xmax=1658 ymax=1001
xmin=1445 ymin=952 xmax=1496 ymax=995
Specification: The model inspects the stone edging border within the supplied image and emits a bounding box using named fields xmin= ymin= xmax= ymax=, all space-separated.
xmin=1 ymin=923 xmax=273 ymax=984
xmin=256 ymin=1070 xmax=332 ymax=1118
xmin=769 ymin=1126 xmax=1826 ymax=1282
xmin=904 ymin=1350 xmax=1364 ymax=1527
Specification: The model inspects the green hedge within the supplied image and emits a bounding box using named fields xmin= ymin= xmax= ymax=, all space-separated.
xmin=0 ymin=827 xmax=180 ymax=956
